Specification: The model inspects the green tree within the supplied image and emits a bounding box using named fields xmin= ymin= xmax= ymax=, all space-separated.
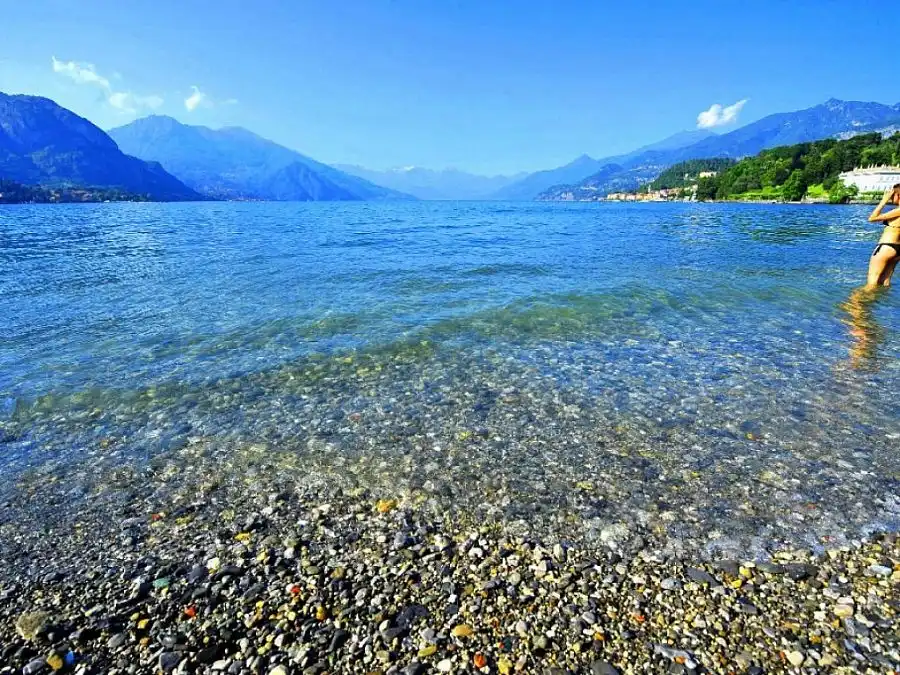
xmin=696 ymin=177 xmax=718 ymax=201
xmin=828 ymin=181 xmax=858 ymax=204
xmin=782 ymin=170 xmax=808 ymax=201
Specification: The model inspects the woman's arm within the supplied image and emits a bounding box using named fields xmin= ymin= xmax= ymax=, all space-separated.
xmin=869 ymin=208 xmax=900 ymax=223
xmin=868 ymin=189 xmax=897 ymax=223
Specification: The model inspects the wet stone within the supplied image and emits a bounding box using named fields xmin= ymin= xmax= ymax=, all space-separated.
xmin=591 ymin=661 xmax=620 ymax=675
xmin=783 ymin=563 xmax=817 ymax=581
xmin=686 ymin=568 xmax=717 ymax=585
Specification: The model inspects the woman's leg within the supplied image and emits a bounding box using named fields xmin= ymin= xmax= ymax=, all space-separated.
xmin=866 ymin=245 xmax=896 ymax=287
xmin=879 ymin=255 xmax=899 ymax=286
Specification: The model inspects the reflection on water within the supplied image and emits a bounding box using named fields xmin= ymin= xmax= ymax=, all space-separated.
xmin=0 ymin=201 xmax=898 ymax=555
xmin=840 ymin=286 xmax=887 ymax=370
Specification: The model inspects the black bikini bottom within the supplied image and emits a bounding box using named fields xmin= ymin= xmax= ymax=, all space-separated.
xmin=872 ymin=242 xmax=900 ymax=257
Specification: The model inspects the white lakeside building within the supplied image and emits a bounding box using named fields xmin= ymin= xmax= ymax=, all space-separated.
xmin=839 ymin=166 xmax=900 ymax=193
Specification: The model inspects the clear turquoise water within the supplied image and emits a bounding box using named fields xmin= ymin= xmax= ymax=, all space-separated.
xmin=1 ymin=201 xmax=898 ymax=555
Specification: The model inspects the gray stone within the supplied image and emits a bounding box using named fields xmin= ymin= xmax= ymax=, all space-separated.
xmin=393 ymin=532 xmax=413 ymax=548
xmin=591 ymin=661 xmax=620 ymax=675
xmin=107 ymin=633 xmax=127 ymax=650
xmin=396 ymin=604 xmax=429 ymax=630
xmin=187 ymin=565 xmax=208 ymax=583
xmin=159 ymin=652 xmax=182 ymax=672
xmin=383 ymin=626 xmax=406 ymax=642
xmin=23 ymin=658 xmax=48 ymax=675
xmin=867 ymin=564 xmax=891 ymax=577
xmin=686 ymin=568 xmax=717 ymax=585
xmin=783 ymin=563 xmax=817 ymax=581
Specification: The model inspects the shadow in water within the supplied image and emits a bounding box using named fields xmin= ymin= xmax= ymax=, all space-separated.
xmin=840 ymin=286 xmax=888 ymax=370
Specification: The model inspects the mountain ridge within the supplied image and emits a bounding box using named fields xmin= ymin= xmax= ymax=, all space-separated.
xmin=495 ymin=98 xmax=900 ymax=200
xmin=109 ymin=116 xmax=412 ymax=202
xmin=489 ymin=129 xmax=713 ymax=200
xmin=0 ymin=93 xmax=200 ymax=200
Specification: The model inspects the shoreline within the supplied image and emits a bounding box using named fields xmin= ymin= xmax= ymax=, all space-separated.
xmin=1 ymin=443 xmax=897 ymax=675
xmin=545 ymin=198 xmax=883 ymax=205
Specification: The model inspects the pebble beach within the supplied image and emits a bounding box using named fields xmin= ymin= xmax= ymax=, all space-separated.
xmin=1 ymin=437 xmax=898 ymax=675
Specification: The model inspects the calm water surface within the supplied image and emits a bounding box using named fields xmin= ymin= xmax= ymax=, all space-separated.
xmin=1 ymin=201 xmax=898 ymax=557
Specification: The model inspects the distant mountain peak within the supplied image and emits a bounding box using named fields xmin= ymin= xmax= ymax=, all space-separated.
xmin=497 ymin=96 xmax=900 ymax=201
xmin=109 ymin=116 xmax=412 ymax=201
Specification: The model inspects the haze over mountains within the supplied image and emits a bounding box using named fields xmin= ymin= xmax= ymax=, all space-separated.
xmin=333 ymin=165 xmax=527 ymax=201
xmin=109 ymin=116 xmax=411 ymax=201
xmin=0 ymin=93 xmax=199 ymax=200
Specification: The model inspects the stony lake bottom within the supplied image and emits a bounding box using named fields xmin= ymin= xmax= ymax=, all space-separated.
xmin=1 ymin=200 xmax=899 ymax=560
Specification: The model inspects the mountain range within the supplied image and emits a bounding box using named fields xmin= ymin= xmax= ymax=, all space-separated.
xmin=333 ymin=165 xmax=527 ymax=200
xmin=108 ymin=116 xmax=410 ymax=201
xmin=506 ymin=98 xmax=900 ymax=200
xmin=3 ymin=92 xmax=900 ymax=204
xmin=0 ymin=92 xmax=199 ymax=200
xmin=488 ymin=129 xmax=717 ymax=201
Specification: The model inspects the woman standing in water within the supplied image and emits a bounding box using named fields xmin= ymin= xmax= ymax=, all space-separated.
xmin=840 ymin=185 xmax=900 ymax=368
xmin=866 ymin=184 xmax=900 ymax=287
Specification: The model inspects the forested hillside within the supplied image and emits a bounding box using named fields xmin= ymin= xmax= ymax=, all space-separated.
xmin=647 ymin=159 xmax=736 ymax=190
xmin=696 ymin=132 xmax=900 ymax=202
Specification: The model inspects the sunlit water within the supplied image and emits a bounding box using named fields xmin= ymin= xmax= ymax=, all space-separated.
xmin=1 ymin=201 xmax=898 ymax=558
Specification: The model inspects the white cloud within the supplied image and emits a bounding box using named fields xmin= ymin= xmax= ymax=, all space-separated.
xmin=51 ymin=56 xmax=164 ymax=114
xmin=184 ymin=86 xmax=207 ymax=112
xmin=109 ymin=91 xmax=164 ymax=114
xmin=52 ymin=56 xmax=111 ymax=90
xmin=697 ymin=99 xmax=748 ymax=129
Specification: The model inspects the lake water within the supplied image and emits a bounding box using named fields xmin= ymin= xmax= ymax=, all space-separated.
xmin=1 ymin=201 xmax=898 ymax=558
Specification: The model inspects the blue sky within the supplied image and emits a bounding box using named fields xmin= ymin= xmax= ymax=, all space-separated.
xmin=0 ymin=0 xmax=896 ymax=175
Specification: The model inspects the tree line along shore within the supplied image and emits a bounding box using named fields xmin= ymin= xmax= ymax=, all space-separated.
xmin=607 ymin=132 xmax=900 ymax=204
